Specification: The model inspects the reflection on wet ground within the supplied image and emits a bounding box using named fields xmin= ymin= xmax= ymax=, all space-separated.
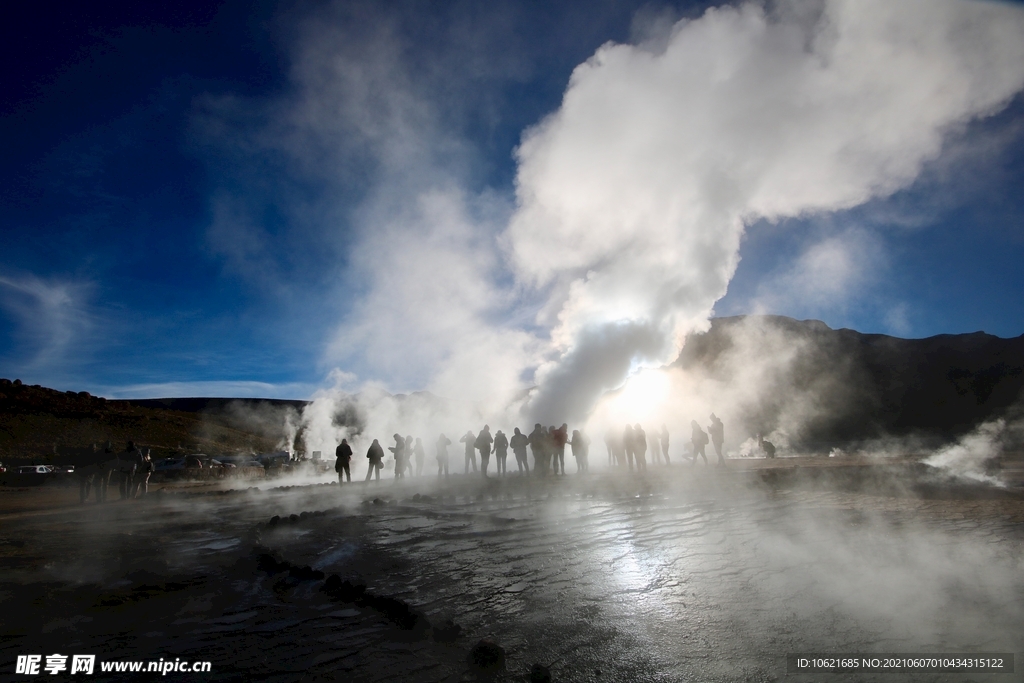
xmin=1 ymin=464 xmax=1023 ymax=682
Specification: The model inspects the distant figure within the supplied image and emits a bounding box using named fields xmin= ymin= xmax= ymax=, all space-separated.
xmin=492 ymin=429 xmax=509 ymax=476
xmin=570 ymin=429 xmax=590 ymax=473
xmin=709 ymin=414 xmax=726 ymax=466
xmin=552 ymin=424 xmax=568 ymax=475
xmin=404 ymin=435 xmax=415 ymax=476
xmin=649 ymin=432 xmax=662 ymax=465
xmin=623 ymin=425 xmax=636 ymax=472
xmin=509 ymin=427 xmax=529 ymax=474
xmin=119 ymin=441 xmax=141 ymax=500
xmin=365 ymin=439 xmax=384 ymax=481
xmin=660 ymin=425 xmax=670 ymax=464
xmin=690 ymin=420 xmax=709 ymax=465
xmin=134 ymin=449 xmax=154 ymax=497
xmin=528 ymin=424 xmax=546 ymax=475
xmin=389 ymin=434 xmax=406 ymax=479
xmin=436 ymin=433 xmax=451 ymax=477
xmin=413 ymin=438 xmax=425 ymax=476
xmin=460 ymin=430 xmax=478 ymax=474
xmin=476 ymin=425 xmax=494 ymax=476
xmin=545 ymin=426 xmax=558 ymax=475
xmin=633 ymin=424 xmax=648 ymax=472
xmin=604 ymin=428 xmax=615 ymax=467
xmin=759 ymin=433 xmax=776 ymax=459
xmin=335 ymin=439 xmax=353 ymax=483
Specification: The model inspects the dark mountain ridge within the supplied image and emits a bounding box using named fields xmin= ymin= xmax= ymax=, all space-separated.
xmin=676 ymin=315 xmax=1024 ymax=447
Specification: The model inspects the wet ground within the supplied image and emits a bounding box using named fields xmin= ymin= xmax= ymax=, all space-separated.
xmin=1 ymin=460 xmax=1022 ymax=682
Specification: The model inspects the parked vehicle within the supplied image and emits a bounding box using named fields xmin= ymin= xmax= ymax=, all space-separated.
xmin=3 ymin=465 xmax=54 ymax=486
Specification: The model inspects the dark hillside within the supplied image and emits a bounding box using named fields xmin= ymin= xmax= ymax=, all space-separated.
xmin=677 ymin=316 xmax=1024 ymax=447
xmin=0 ymin=380 xmax=293 ymax=465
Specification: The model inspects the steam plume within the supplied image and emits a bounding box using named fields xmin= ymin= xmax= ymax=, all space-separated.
xmin=253 ymin=1 xmax=1024 ymax=446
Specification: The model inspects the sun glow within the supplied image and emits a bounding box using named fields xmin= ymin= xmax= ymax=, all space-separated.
xmin=608 ymin=368 xmax=671 ymax=423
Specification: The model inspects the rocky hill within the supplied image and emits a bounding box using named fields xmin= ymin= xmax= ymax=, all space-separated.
xmin=0 ymin=379 xmax=304 ymax=465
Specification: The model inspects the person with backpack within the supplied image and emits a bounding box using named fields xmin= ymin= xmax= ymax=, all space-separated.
xmin=365 ymin=439 xmax=384 ymax=481
xmin=475 ymin=425 xmax=494 ymax=476
xmin=509 ymin=427 xmax=529 ymax=474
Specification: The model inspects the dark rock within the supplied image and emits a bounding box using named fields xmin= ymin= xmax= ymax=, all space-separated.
xmin=268 ymin=515 xmax=280 ymax=527
xmin=468 ymin=638 xmax=505 ymax=673
xmin=432 ymin=618 xmax=462 ymax=643
xmin=530 ymin=663 xmax=552 ymax=682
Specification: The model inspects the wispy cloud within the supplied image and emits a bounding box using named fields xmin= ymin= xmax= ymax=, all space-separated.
xmin=0 ymin=272 xmax=96 ymax=377
xmin=101 ymin=380 xmax=317 ymax=400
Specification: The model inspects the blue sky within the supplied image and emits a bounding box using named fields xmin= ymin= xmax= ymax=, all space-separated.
xmin=2 ymin=0 xmax=1023 ymax=401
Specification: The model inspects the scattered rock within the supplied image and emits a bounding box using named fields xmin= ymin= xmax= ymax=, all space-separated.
xmin=468 ymin=637 xmax=505 ymax=674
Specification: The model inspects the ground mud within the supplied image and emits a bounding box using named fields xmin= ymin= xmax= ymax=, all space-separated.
xmin=1 ymin=459 xmax=1022 ymax=682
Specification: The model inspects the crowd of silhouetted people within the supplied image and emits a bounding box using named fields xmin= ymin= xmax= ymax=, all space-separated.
xmin=334 ymin=413 xmax=745 ymax=484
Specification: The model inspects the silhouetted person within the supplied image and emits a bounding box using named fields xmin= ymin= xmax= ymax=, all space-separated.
xmin=460 ymin=430 xmax=478 ymax=473
xmin=623 ymin=425 xmax=635 ymax=472
xmin=365 ymin=439 xmax=384 ymax=481
xmin=119 ymin=441 xmax=140 ymax=500
xmin=570 ymin=429 xmax=589 ymax=473
xmin=528 ymin=424 xmax=546 ymax=475
xmin=134 ymin=449 xmax=154 ymax=498
xmin=580 ymin=429 xmax=591 ymax=472
xmin=690 ymin=420 xmax=708 ymax=465
xmin=405 ymin=435 xmax=415 ymax=476
xmin=389 ymin=434 xmax=406 ymax=479
xmin=336 ymin=439 xmax=353 ymax=483
xmin=649 ymin=431 xmax=662 ymax=465
xmin=660 ymin=425 xmax=670 ymax=464
xmin=709 ymin=413 xmax=726 ymax=466
xmin=492 ymin=429 xmax=509 ymax=476
xmin=413 ymin=437 xmax=425 ymax=476
xmin=633 ymin=424 xmax=649 ymax=471
xmin=475 ymin=425 xmax=494 ymax=476
xmin=545 ymin=426 xmax=558 ymax=475
xmin=759 ymin=433 xmax=776 ymax=459
xmin=510 ymin=427 xmax=529 ymax=474
xmin=552 ymin=424 xmax=568 ymax=475
xmin=436 ymin=433 xmax=451 ymax=477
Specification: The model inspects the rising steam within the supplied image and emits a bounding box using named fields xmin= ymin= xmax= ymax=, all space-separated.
xmin=268 ymin=0 xmax=1024 ymax=454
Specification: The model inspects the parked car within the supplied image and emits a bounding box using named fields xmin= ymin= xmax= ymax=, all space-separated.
xmin=17 ymin=465 xmax=54 ymax=474
xmin=6 ymin=465 xmax=54 ymax=486
xmin=154 ymin=458 xmax=186 ymax=471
